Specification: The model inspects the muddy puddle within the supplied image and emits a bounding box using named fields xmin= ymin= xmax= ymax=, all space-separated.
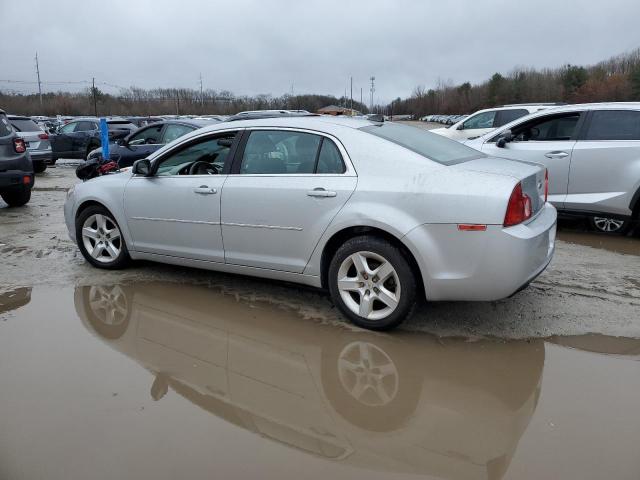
xmin=1 ymin=283 xmax=639 ymax=480
xmin=557 ymin=229 xmax=640 ymax=256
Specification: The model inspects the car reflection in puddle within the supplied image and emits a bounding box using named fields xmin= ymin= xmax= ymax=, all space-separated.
xmin=74 ymin=282 xmax=545 ymax=479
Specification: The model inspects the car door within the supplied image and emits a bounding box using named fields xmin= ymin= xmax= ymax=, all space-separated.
xmin=480 ymin=111 xmax=584 ymax=208
xmin=566 ymin=109 xmax=640 ymax=215
xmin=123 ymin=130 xmax=240 ymax=262
xmin=72 ymin=120 xmax=99 ymax=153
xmin=51 ymin=121 xmax=79 ymax=156
xmin=221 ymin=128 xmax=357 ymax=273
xmin=118 ymin=123 xmax=166 ymax=166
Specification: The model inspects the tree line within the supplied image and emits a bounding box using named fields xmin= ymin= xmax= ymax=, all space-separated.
xmin=392 ymin=48 xmax=640 ymax=116
xmin=0 ymin=86 xmax=369 ymax=117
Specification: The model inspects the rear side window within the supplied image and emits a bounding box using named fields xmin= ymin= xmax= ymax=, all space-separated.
xmin=9 ymin=118 xmax=40 ymax=132
xmin=317 ymin=139 xmax=346 ymax=173
xmin=0 ymin=115 xmax=12 ymax=136
xmin=361 ymin=123 xmax=484 ymax=165
xmin=76 ymin=121 xmax=98 ymax=132
xmin=240 ymin=130 xmax=322 ymax=174
xmin=584 ymin=110 xmax=640 ymax=140
xmin=495 ymin=109 xmax=529 ymax=127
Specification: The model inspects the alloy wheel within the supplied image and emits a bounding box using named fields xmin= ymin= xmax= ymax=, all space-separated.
xmin=88 ymin=285 xmax=128 ymax=327
xmin=337 ymin=251 xmax=401 ymax=321
xmin=592 ymin=216 xmax=625 ymax=233
xmin=81 ymin=213 xmax=122 ymax=263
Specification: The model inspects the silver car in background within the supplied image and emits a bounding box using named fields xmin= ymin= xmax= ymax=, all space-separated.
xmin=7 ymin=115 xmax=52 ymax=173
xmin=467 ymin=103 xmax=640 ymax=234
xmin=64 ymin=116 xmax=556 ymax=330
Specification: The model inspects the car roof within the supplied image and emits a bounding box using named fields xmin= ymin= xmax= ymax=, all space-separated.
xmin=7 ymin=115 xmax=33 ymax=120
xmin=203 ymin=115 xmax=378 ymax=132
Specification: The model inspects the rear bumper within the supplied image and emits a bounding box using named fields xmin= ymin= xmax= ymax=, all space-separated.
xmin=0 ymin=170 xmax=34 ymax=190
xmin=404 ymin=203 xmax=557 ymax=301
xmin=29 ymin=150 xmax=53 ymax=164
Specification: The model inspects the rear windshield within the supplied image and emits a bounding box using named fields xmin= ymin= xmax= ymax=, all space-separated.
xmin=0 ymin=115 xmax=12 ymax=136
xmin=360 ymin=123 xmax=484 ymax=165
xmin=10 ymin=118 xmax=41 ymax=132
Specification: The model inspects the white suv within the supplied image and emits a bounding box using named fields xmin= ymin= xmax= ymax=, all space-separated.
xmin=431 ymin=104 xmax=563 ymax=141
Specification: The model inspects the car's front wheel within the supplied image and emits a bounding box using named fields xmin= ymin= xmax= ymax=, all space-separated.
xmin=76 ymin=205 xmax=130 ymax=269
xmin=328 ymin=236 xmax=417 ymax=330
xmin=589 ymin=215 xmax=631 ymax=235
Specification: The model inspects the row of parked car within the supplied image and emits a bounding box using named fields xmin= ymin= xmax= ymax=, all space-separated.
xmin=421 ymin=114 xmax=468 ymax=125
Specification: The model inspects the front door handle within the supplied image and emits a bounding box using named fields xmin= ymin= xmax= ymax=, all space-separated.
xmin=544 ymin=151 xmax=569 ymax=159
xmin=307 ymin=188 xmax=337 ymax=198
xmin=193 ymin=186 xmax=217 ymax=195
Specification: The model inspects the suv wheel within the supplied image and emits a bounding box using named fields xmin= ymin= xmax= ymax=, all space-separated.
xmin=1 ymin=188 xmax=31 ymax=207
xmin=589 ymin=216 xmax=631 ymax=235
xmin=33 ymin=162 xmax=47 ymax=173
xmin=328 ymin=235 xmax=417 ymax=330
xmin=76 ymin=205 xmax=130 ymax=269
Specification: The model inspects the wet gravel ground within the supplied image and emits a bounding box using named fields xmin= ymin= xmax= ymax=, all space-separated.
xmin=1 ymin=161 xmax=639 ymax=339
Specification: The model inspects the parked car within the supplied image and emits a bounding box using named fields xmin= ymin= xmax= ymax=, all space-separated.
xmin=87 ymin=119 xmax=219 ymax=167
xmin=50 ymin=118 xmax=137 ymax=162
xmin=7 ymin=115 xmax=52 ymax=173
xmin=64 ymin=116 xmax=556 ymax=330
xmin=0 ymin=109 xmax=34 ymax=207
xmin=125 ymin=116 xmax=164 ymax=128
xmin=75 ymin=281 xmax=543 ymax=478
xmin=433 ymin=104 xmax=564 ymax=141
xmin=466 ymin=102 xmax=640 ymax=234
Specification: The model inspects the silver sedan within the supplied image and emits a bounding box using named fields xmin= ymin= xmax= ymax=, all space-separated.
xmin=64 ymin=116 xmax=557 ymax=330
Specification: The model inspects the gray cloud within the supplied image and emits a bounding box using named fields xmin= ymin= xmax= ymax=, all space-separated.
xmin=1 ymin=0 xmax=639 ymax=102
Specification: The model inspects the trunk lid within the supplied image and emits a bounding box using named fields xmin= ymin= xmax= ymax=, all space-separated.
xmin=452 ymin=156 xmax=547 ymax=216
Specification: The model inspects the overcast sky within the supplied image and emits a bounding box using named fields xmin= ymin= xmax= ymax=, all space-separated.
xmin=1 ymin=0 xmax=639 ymax=102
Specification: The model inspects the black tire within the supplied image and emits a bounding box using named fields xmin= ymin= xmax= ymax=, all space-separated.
xmin=588 ymin=215 xmax=631 ymax=235
xmin=75 ymin=205 xmax=130 ymax=269
xmin=86 ymin=143 xmax=100 ymax=161
xmin=33 ymin=162 xmax=47 ymax=173
xmin=328 ymin=235 xmax=417 ymax=331
xmin=1 ymin=188 xmax=31 ymax=207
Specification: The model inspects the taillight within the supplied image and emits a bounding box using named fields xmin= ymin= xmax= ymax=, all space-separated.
xmin=504 ymin=182 xmax=532 ymax=227
xmin=38 ymin=133 xmax=49 ymax=140
xmin=544 ymin=169 xmax=549 ymax=203
xmin=14 ymin=138 xmax=26 ymax=153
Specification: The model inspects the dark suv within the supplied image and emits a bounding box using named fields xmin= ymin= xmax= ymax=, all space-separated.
xmin=0 ymin=109 xmax=34 ymax=207
xmin=51 ymin=118 xmax=137 ymax=161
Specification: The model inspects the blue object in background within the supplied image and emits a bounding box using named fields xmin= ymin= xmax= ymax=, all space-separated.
xmin=99 ymin=118 xmax=110 ymax=161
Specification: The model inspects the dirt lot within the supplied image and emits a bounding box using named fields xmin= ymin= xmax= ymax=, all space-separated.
xmin=1 ymin=162 xmax=639 ymax=339
xmin=1 ymin=161 xmax=640 ymax=480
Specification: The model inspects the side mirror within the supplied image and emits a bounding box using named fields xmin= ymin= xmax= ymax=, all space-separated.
xmin=496 ymin=130 xmax=514 ymax=148
xmin=456 ymin=124 xmax=464 ymax=130
xmin=132 ymin=159 xmax=151 ymax=176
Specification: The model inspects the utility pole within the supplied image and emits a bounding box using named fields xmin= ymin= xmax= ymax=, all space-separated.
xmin=35 ymin=52 xmax=43 ymax=108
xmin=350 ymin=76 xmax=353 ymax=114
xmin=176 ymin=91 xmax=180 ymax=115
xmin=369 ymin=76 xmax=375 ymax=113
xmin=92 ymin=77 xmax=97 ymax=117
xmin=199 ymin=73 xmax=204 ymax=111
xmin=360 ymin=87 xmax=363 ymax=110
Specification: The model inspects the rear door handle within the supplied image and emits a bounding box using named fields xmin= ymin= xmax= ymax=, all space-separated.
xmin=544 ymin=151 xmax=569 ymax=159
xmin=194 ymin=186 xmax=217 ymax=195
xmin=307 ymin=188 xmax=337 ymax=198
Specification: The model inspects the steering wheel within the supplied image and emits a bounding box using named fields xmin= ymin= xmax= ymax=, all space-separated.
xmin=188 ymin=161 xmax=218 ymax=175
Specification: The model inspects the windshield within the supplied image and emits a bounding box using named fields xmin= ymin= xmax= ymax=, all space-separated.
xmin=360 ymin=123 xmax=484 ymax=165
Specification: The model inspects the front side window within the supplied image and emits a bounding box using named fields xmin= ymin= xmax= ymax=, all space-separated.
xmin=162 ymin=124 xmax=195 ymax=144
xmin=584 ymin=110 xmax=640 ymax=140
xmin=128 ymin=125 xmax=163 ymax=145
xmin=461 ymin=111 xmax=496 ymax=130
xmin=155 ymin=133 xmax=237 ymax=176
xmin=510 ymin=113 xmax=580 ymax=142
xmin=59 ymin=122 xmax=78 ymax=134
xmin=361 ymin=123 xmax=484 ymax=165
xmin=240 ymin=130 xmax=322 ymax=174
xmin=495 ymin=109 xmax=529 ymax=127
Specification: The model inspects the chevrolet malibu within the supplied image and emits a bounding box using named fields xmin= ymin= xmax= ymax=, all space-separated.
xmin=64 ymin=116 xmax=557 ymax=330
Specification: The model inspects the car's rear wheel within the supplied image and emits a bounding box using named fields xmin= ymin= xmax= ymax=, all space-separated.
xmin=33 ymin=162 xmax=47 ymax=173
xmin=588 ymin=215 xmax=631 ymax=235
xmin=328 ymin=236 xmax=417 ymax=330
xmin=1 ymin=187 xmax=31 ymax=207
xmin=76 ymin=205 xmax=130 ymax=269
